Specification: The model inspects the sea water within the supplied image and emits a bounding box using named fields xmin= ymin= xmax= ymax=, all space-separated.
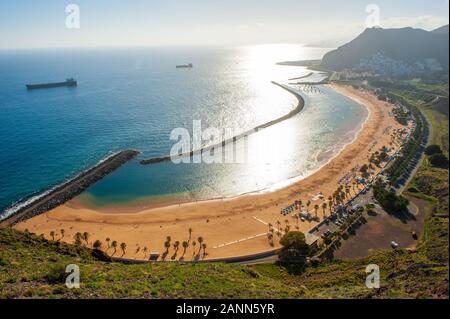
xmin=0 ymin=44 xmax=367 ymax=216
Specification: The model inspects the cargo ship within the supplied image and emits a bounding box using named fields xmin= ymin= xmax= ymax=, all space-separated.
xmin=26 ymin=78 xmax=77 ymax=90
xmin=176 ymin=63 xmax=193 ymax=68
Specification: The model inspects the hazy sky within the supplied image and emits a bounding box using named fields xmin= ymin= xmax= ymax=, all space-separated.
xmin=0 ymin=0 xmax=449 ymax=49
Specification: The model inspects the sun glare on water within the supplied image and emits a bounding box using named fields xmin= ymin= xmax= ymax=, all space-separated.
xmin=217 ymin=44 xmax=319 ymax=189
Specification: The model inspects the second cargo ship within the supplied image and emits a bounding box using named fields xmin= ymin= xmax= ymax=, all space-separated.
xmin=26 ymin=78 xmax=77 ymax=90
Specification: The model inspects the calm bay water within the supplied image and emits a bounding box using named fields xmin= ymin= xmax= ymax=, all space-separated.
xmin=0 ymin=45 xmax=367 ymax=216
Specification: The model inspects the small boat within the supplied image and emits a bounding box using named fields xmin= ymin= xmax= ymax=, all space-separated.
xmin=176 ymin=63 xmax=193 ymax=68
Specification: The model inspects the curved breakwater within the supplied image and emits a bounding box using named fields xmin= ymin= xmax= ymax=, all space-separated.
xmin=140 ymin=81 xmax=305 ymax=165
xmin=0 ymin=150 xmax=140 ymax=226
xmin=288 ymin=72 xmax=313 ymax=81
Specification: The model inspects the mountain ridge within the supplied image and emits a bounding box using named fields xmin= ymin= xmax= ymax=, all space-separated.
xmin=321 ymin=25 xmax=449 ymax=76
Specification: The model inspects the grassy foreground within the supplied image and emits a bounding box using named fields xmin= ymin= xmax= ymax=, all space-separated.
xmin=0 ymin=222 xmax=447 ymax=299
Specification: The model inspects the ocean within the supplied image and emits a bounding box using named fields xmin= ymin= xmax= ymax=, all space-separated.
xmin=0 ymin=44 xmax=368 ymax=217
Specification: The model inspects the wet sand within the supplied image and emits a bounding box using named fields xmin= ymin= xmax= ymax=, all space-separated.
xmin=14 ymin=84 xmax=406 ymax=261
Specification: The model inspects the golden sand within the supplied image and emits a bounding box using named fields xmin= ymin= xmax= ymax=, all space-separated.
xmin=15 ymin=84 xmax=406 ymax=261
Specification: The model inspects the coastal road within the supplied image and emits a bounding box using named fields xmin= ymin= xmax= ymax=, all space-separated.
xmin=394 ymin=112 xmax=431 ymax=195
xmin=236 ymin=254 xmax=278 ymax=265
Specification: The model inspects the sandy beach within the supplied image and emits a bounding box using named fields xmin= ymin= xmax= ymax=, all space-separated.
xmin=14 ymin=84 xmax=406 ymax=261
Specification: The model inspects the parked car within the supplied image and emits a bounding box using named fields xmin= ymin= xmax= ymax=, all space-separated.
xmin=391 ymin=241 xmax=399 ymax=249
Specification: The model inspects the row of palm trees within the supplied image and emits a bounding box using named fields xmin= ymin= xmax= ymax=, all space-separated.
xmin=163 ymin=230 xmax=207 ymax=261
xmin=71 ymin=232 xmax=128 ymax=257
xmin=280 ymin=179 xmax=363 ymax=226
xmin=49 ymin=228 xmax=65 ymax=241
xmin=330 ymin=182 xmax=361 ymax=207
xmin=317 ymin=159 xmax=385 ymax=217
xmin=46 ymin=229 xmax=129 ymax=257
xmin=48 ymin=227 xmax=205 ymax=260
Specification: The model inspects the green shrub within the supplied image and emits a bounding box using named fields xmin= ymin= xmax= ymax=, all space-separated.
xmin=425 ymin=144 xmax=443 ymax=156
xmin=429 ymin=153 xmax=449 ymax=168
xmin=278 ymin=232 xmax=310 ymax=265
xmin=44 ymin=264 xmax=67 ymax=284
xmin=373 ymin=180 xmax=409 ymax=212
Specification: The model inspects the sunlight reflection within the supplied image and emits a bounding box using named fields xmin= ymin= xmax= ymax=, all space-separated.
xmin=223 ymin=44 xmax=314 ymax=188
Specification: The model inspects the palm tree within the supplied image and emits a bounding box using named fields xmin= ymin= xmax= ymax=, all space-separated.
xmin=202 ymin=243 xmax=207 ymax=256
xmin=74 ymin=232 xmax=82 ymax=246
xmin=82 ymin=232 xmax=89 ymax=245
xmin=166 ymin=236 xmax=171 ymax=243
xmin=50 ymin=231 xmax=55 ymax=241
xmin=60 ymin=229 xmax=65 ymax=240
xmin=143 ymin=246 xmax=148 ymax=257
xmin=345 ymin=186 xmax=351 ymax=199
xmin=106 ymin=237 xmax=111 ymax=248
xmin=93 ymin=240 xmax=102 ymax=250
xmin=269 ymin=227 xmax=275 ymax=236
xmin=182 ymin=241 xmax=189 ymax=257
xmin=314 ymin=204 xmax=319 ymax=219
xmin=188 ymin=228 xmax=193 ymax=241
xmin=197 ymin=236 xmax=204 ymax=252
xmin=322 ymin=203 xmax=327 ymax=216
xmin=306 ymin=200 xmax=311 ymax=212
xmin=335 ymin=193 xmax=341 ymax=205
xmin=111 ymin=240 xmax=118 ymax=255
xmin=192 ymin=241 xmax=197 ymax=257
xmin=173 ymin=240 xmax=180 ymax=252
xmin=164 ymin=241 xmax=171 ymax=254
xmin=120 ymin=242 xmax=127 ymax=256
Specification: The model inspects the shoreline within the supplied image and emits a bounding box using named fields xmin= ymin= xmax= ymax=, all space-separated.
xmin=14 ymin=84 xmax=406 ymax=261
xmin=76 ymin=94 xmax=369 ymax=214
xmin=1 ymin=150 xmax=140 ymax=226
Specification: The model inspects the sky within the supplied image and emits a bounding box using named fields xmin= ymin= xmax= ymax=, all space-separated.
xmin=0 ymin=0 xmax=449 ymax=49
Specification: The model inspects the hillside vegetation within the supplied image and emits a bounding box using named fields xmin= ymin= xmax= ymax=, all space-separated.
xmin=0 ymin=224 xmax=447 ymax=299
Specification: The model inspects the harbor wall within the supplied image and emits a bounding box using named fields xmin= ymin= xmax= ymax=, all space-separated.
xmin=1 ymin=150 xmax=140 ymax=226
xmin=140 ymin=82 xmax=305 ymax=165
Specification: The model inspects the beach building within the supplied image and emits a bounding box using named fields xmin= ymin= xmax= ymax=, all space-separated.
xmin=305 ymin=233 xmax=320 ymax=251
